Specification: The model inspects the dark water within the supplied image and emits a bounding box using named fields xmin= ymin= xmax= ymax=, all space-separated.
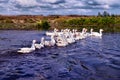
xmin=0 ymin=30 xmax=120 ymax=80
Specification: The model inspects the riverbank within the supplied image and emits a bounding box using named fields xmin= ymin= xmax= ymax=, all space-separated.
xmin=0 ymin=15 xmax=120 ymax=32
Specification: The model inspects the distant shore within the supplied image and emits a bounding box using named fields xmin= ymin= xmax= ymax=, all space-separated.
xmin=0 ymin=15 xmax=120 ymax=32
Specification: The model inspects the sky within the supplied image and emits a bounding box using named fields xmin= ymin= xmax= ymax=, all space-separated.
xmin=0 ymin=0 xmax=120 ymax=15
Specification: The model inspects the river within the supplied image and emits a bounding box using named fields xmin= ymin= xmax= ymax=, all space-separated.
xmin=0 ymin=30 xmax=120 ymax=80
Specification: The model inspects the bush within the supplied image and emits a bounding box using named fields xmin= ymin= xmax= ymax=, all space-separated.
xmin=36 ymin=20 xmax=50 ymax=30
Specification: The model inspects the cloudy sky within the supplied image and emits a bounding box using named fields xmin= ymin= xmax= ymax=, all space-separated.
xmin=0 ymin=0 xmax=120 ymax=15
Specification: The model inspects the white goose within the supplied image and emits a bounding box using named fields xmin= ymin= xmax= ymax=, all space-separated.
xmin=56 ymin=34 xmax=68 ymax=47
xmin=46 ymin=28 xmax=58 ymax=36
xmin=82 ymin=28 xmax=90 ymax=38
xmin=35 ymin=37 xmax=44 ymax=49
xmin=66 ymin=31 xmax=75 ymax=44
xmin=17 ymin=40 xmax=36 ymax=53
xmin=90 ymin=29 xmax=103 ymax=37
xmin=78 ymin=28 xmax=86 ymax=39
xmin=44 ymin=35 xmax=56 ymax=46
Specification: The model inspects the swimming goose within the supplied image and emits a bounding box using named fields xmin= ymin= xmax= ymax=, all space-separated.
xmin=66 ymin=31 xmax=75 ymax=43
xmin=35 ymin=37 xmax=44 ymax=49
xmin=82 ymin=28 xmax=89 ymax=38
xmin=56 ymin=34 xmax=68 ymax=47
xmin=17 ymin=40 xmax=36 ymax=53
xmin=44 ymin=35 xmax=56 ymax=46
xmin=46 ymin=28 xmax=59 ymax=36
xmin=90 ymin=29 xmax=103 ymax=37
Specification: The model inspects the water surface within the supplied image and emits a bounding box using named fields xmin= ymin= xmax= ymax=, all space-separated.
xmin=0 ymin=30 xmax=120 ymax=80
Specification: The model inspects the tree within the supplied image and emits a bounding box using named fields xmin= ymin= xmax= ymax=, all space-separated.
xmin=103 ymin=11 xmax=110 ymax=17
xmin=98 ymin=12 xmax=102 ymax=17
xmin=36 ymin=20 xmax=50 ymax=30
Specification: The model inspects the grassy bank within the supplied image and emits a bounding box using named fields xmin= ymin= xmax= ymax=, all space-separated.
xmin=0 ymin=15 xmax=120 ymax=32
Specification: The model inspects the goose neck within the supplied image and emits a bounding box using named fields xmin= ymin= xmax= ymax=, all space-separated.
xmin=31 ymin=43 xmax=35 ymax=49
xmin=99 ymin=30 xmax=102 ymax=34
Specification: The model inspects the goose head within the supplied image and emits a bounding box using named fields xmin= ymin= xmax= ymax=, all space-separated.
xmin=99 ymin=29 xmax=103 ymax=33
xmin=84 ymin=29 xmax=87 ymax=33
xmin=67 ymin=29 xmax=70 ymax=32
xmin=81 ymin=28 xmax=85 ymax=33
xmin=82 ymin=28 xmax=85 ymax=31
xmin=32 ymin=40 xmax=36 ymax=43
xmin=72 ymin=29 xmax=75 ymax=32
xmin=41 ymin=37 xmax=44 ymax=41
xmin=41 ymin=37 xmax=45 ymax=45
xmin=31 ymin=40 xmax=36 ymax=49
xmin=100 ymin=29 xmax=103 ymax=32
xmin=51 ymin=35 xmax=54 ymax=39
xmin=54 ymin=28 xmax=58 ymax=32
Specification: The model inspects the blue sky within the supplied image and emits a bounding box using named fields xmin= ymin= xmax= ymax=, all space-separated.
xmin=0 ymin=0 xmax=120 ymax=15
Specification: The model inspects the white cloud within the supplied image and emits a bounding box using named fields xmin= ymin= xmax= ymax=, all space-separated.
xmin=9 ymin=0 xmax=39 ymax=7
xmin=0 ymin=0 xmax=120 ymax=15
xmin=92 ymin=4 xmax=110 ymax=9
xmin=0 ymin=3 xmax=5 ymax=7
xmin=63 ymin=0 xmax=85 ymax=9
xmin=74 ymin=2 xmax=85 ymax=7
xmin=0 ymin=0 xmax=4 ymax=1
xmin=88 ymin=1 xmax=94 ymax=4
xmin=52 ymin=8 xmax=91 ymax=15
xmin=65 ymin=0 xmax=84 ymax=5
xmin=102 ymin=4 xmax=110 ymax=9
xmin=95 ymin=0 xmax=120 ymax=5
xmin=41 ymin=0 xmax=59 ymax=3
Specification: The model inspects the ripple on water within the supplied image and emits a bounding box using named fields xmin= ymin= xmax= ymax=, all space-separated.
xmin=0 ymin=31 xmax=120 ymax=80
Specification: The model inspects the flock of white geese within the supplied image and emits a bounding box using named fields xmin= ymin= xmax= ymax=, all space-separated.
xmin=17 ymin=28 xmax=103 ymax=53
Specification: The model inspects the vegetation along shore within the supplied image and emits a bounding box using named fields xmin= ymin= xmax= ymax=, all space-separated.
xmin=0 ymin=12 xmax=120 ymax=33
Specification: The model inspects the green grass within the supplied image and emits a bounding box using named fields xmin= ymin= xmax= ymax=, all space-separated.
xmin=0 ymin=16 xmax=120 ymax=32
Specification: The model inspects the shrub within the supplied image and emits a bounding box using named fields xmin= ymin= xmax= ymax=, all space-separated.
xmin=36 ymin=20 xmax=50 ymax=30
